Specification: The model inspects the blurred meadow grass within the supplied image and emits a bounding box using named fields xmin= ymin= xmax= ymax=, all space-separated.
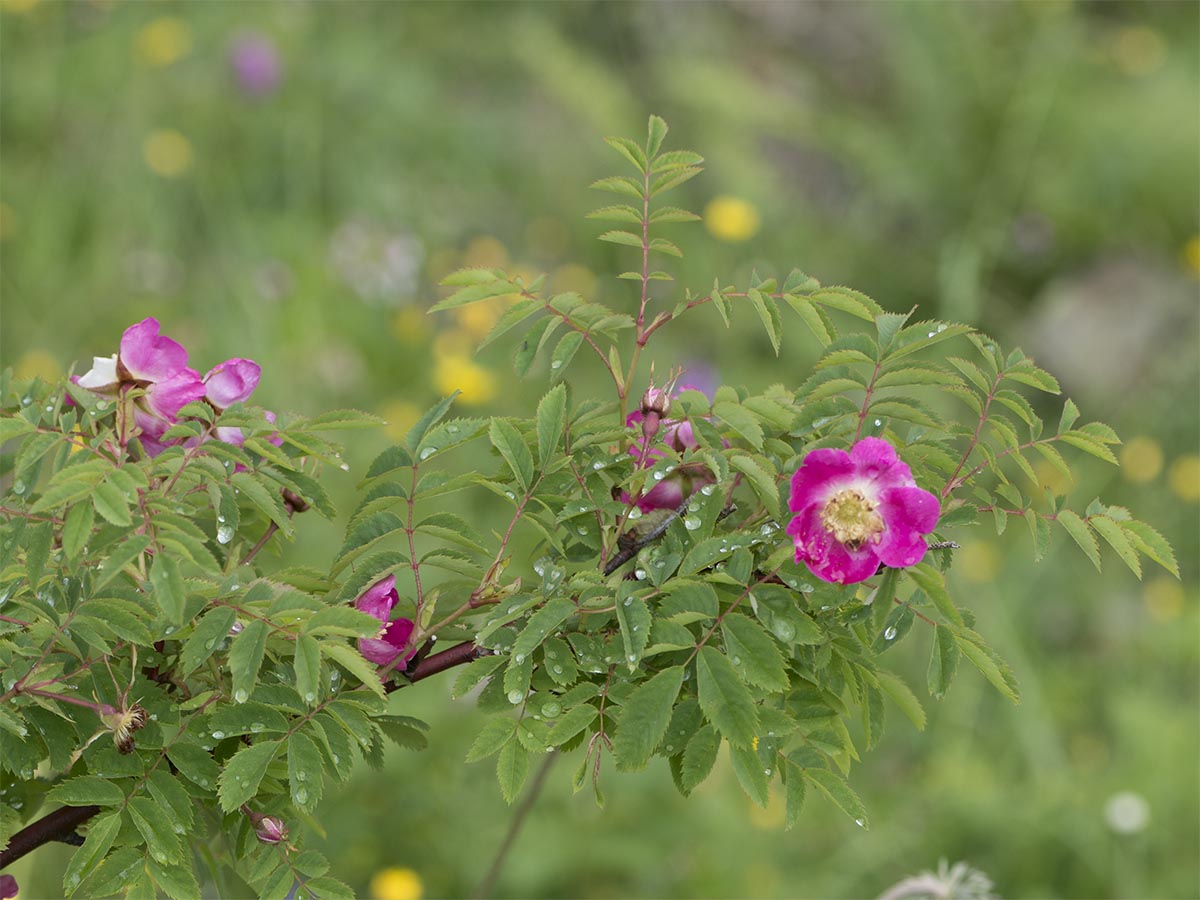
xmin=1 ymin=1 xmax=1197 ymax=898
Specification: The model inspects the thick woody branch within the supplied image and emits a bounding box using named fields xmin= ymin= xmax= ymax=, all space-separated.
xmin=0 ymin=804 xmax=99 ymax=871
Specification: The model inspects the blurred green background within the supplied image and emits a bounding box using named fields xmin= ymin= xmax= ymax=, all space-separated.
xmin=2 ymin=1 xmax=1197 ymax=898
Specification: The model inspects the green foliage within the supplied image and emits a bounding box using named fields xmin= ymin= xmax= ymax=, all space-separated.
xmin=0 ymin=116 xmax=1178 ymax=897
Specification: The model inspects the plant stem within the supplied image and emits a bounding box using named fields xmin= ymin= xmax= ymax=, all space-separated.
xmin=471 ymin=751 xmax=559 ymax=900
xmin=0 ymin=804 xmax=100 ymax=870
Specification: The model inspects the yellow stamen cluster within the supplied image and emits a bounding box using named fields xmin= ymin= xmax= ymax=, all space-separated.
xmin=821 ymin=489 xmax=884 ymax=549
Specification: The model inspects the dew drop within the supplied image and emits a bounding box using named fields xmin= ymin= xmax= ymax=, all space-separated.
xmin=764 ymin=768 xmax=772 ymax=777
xmin=873 ymin=418 xmax=882 ymax=428
xmin=505 ymin=491 xmax=516 ymax=499
xmin=211 ymin=731 xmax=225 ymax=740
xmin=627 ymin=654 xmax=637 ymax=663
xmin=11 ymin=481 xmax=25 ymax=495
xmin=514 ymin=653 xmax=526 ymax=664
xmin=216 ymin=525 xmax=234 ymax=545
xmin=507 ymin=689 xmax=524 ymax=705
xmin=552 ymin=665 xmax=564 ymax=674
xmin=296 ymin=788 xmax=308 ymax=804
xmin=542 ymin=701 xmax=562 ymax=718
xmin=250 ymin=722 xmax=264 ymax=732
xmin=683 ymin=516 xmax=701 ymax=531
xmin=653 ymin=471 xmax=665 ymax=481
xmin=855 ymin=818 xmax=866 ymax=828
xmin=634 ymin=568 xmax=647 ymax=580
xmin=550 ymin=360 xmax=563 ymax=369
xmin=217 ymin=515 xmax=225 ymax=523
xmin=592 ymin=460 xmax=605 ymax=470
xmin=884 ymin=626 xmax=898 ymax=641
xmin=419 ymin=447 xmax=437 ymax=460
xmin=627 ymin=507 xmax=642 ymax=520
xmin=304 ymin=692 xmax=315 ymax=703
xmin=234 ymin=689 xmax=248 ymax=704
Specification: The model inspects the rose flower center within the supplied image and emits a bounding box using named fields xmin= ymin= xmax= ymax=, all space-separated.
xmin=821 ymin=488 xmax=885 ymax=549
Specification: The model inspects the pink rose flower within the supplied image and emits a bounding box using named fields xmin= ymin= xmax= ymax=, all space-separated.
xmin=354 ymin=575 xmax=416 ymax=667
xmin=786 ymin=437 xmax=940 ymax=585
xmin=204 ymin=358 xmax=261 ymax=409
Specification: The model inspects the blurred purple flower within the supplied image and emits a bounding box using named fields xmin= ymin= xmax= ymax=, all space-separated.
xmin=0 ymin=874 xmax=18 ymax=900
xmin=229 ymin=32 xmax=281 ymax=98
xmin=679 ymin=362 xmax=718 ymax=401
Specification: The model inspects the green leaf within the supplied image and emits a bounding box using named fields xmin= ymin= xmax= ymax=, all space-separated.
xmin=1090 ymin=516 xmax=1141 ymax=578
xmin=729 ymin=454 xmax=781 ymax=520
xmin=679 ymin=537 xmax=738 ymax=576
xmin=496 ymin=740 xmax=530 ymax=804
xmin=1005 ymin=364 xmax=1061 ymax=394
xmin=92 ymin=480 xmax=132 ymax=527
xmin=783 ymin=759 xmax=807 ymax=830
xmin=604 ymin=136 xmax=648 ymax=172
xmin=1059 ymin=432 xmax=1119 ymax=465
xmin=302 ymin=409 xmax=386 ymax=431
xmin=906 ymin=563 xmax=963 ymax=626
xmin=953 ymin=627 xmax=1020 ymax=703
xmin=783 ymin=295 xmax=833 ymax=346
xmin=613 ymin=666 xmax=685 ymax=771
xmin=1121 ymin=520 xmax=1178 ymax=577
xmin=229 ymin=620 xmax=270 ymax=703
xmin=695 ymin=646 xmax=759 ymax=748
xmin=404 ymin=394 xmax=459 ymax=455
xmin=63 ymin=811 xmax=122 ymax=896
xmin=546 ymin=704 xmax=597 ymax=747
xmin=466 ymin=717 xmax=517 ymax=763
xmin=597 ymin=229 xmax=643 ymax=248
xmin=1058 ymin=398 xmax=1080 ymax=434
xmin=128 ymin=795 xmax=183 ymax=864
xmin=721 ymin=614 xmax=789 ymax=692
xmin=61 ymin=500 xmax=95 ymax=562
xmin=92 ymin=535 xmax=151 ymax=592
xmin=803 ymin=768 xmax=868 ymax=828
xmin=149 ymin=554 xmax=186 ymax=626
xmin=511 ymin=596 xmax=576 ymax=663
xmin=927 ymin=626 xmax=959 ymax=699
xmin=216 ymin=740 xmax=282 ymax=812
xmin=288 ymin=732 xmax=324 ymax=811
xmin=646 ymin=114 xmax=668 ymax=157
xmin=302 ymin=606 xmax=382 ymax=639
xmin=712 ymin=401 xmax=764 ymax=450
xmin=321 ymin=640 xmax=386 ymax=698
xmin=1056 ymin=510 xmax=1101 ymax=571
xmin=550 ymin=331 xmax=584 ymax=381
xmin=294 ymin=634 xmax=322 ymax=706
xmin=587 ymin=204 xmax=642 ymax=224
xmin=729 ymin=741 xmax=770 ymax=808
xmin=178 ymin=607 xmax=238 ymax=675
xmin=47 ymin=775 xmax=125 ymax=807
xmin=429 ymin=278 xmax=515 ymax=313
xmin=148 ymin=856 xmax=201 ymax=900
xmin=0 ymin=414 xmax=36 ymax=443
xmin=876 ymin=670 xmax=926 ymax=730
xmin=489 ymin=418 xmax=534 ymax=491
xmin=747 ymin=289 xmax=782 ymax=355
xmin=589 ymin=175 xmax=643 ymax=199
xmin=678 ymin=725 xmax=720 ymax=794
xmin=231 ymin=472 xmax=293 ymax=537
xmin=166 ymin=743 xmax=220 ymax=791
xmin=535 ymin=384 xmax=568 ymax=468
xmin=477 ymin=298 xmax=544 ymax=351
xmin=615 ymin=592 xmax=652 ymax=670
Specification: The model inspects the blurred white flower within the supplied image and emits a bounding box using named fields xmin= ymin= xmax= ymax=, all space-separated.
xmin=328 ymin=218 xmax=423 ymax=306
xmin=1104 ymin=791 xmax=1150 ymax=835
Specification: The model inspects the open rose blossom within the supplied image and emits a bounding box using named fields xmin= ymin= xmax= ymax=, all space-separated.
xmin=354 ymin=575 xmax=416 ymax=667
xmin=786 ymin=437 xmax=940 ymax=585
xmin=203 ymin=357 xmax=261 ymax=409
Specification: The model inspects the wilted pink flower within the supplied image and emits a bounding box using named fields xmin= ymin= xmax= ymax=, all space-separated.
xmin=623 ymin=408 xmax=716 ymax=513
xmin=229 ymin=32 xmax=281 ymax=97
xmin=204 ymin=358 xmax=261 ymax=409
xmin=786 ymin=437 xmax=940 ymax=585
xmin=354 ymin=575 xmax=416 ymax=667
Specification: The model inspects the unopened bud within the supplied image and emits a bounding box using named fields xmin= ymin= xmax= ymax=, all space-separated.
xmin=248 ymin=812 xmax=289 ymax=845
xmin=641 ymin=386 xmax=670 ymax=418
xmin=1 ymin=873 xmax=19 ymax=900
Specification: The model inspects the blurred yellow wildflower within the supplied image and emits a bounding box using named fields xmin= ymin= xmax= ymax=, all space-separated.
xmin=369 ymin=867 xmax=423 ymax=900
xmin=434 ymin=354 xmax=496 ymax=405
xmin=143 ymin=130 xmax=193 ymax=178
xmin=1143 ymin=576 xmax=1184 ymax=623
xmin=453 ymin=301 xmax=500 ymax=339
xmin=136 ymin=17 xmax=192 ymax=68
xmin=380 ymin=400 xmax=422 ymax=443
xmin=550 ymin=262 xmax=596 ymax=298
xmin=0 ymin=0 xmax=42 ymax=14
xmin=464 ymin=235 xmax=509 ymax=269
xmin=1112 ymin=26 xmax=1166 ymax=77
xmin=957 ymin=540 xmax=1000 ymax=584
xmin=432 ymin=329 xmax=474 ymax=358
xmin=391 ymin=307 xmax=430 ymax=346
xmin=1166 ymin=454 xmax=1200 ymax=502
xmin=704 ymin=196 xmax=760 ymax=243
xmin=0 ymin=202 xmax=15 ymax=240
xmin=747 ymin=791 xmax=785 ymax=831
xmin=1033 ymin=459 xmax=1071 ymax=496
xmin=15 ymin=349 xmax=61 ymax=381
xmin=1120 ymin=436 xmax=1163 ymax=484
xmin=1182 ymin=235 xmax=1200 ymax=277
